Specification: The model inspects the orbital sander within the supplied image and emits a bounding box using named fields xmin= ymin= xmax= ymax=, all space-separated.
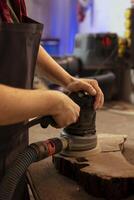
xmin=61 ymin=91 xmax=98 ymax=157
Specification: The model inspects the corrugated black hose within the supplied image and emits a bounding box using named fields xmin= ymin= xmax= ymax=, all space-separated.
xmin=0 ymin=116 xmax=65 ymax=200
xmin=0 ymin=146 xmax=38 ymax=200
xmin=0 ymin=135 xmax=66 ymax=200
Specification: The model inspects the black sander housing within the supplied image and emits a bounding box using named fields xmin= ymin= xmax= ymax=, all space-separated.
xmin=61 ymin=91 xmax=97 ymax=155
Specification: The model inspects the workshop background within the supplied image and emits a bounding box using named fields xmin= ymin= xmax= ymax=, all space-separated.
xmin=25 ymin=0 xmax=134 ymax=104
xmin=26 ymin=0 xmax=129 ymax=55
xmin=24 ymin=1 xmax=134 ymax=200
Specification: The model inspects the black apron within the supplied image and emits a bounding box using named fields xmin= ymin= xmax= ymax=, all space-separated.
xmin=0 ymin=16 xmax=43 ymax=199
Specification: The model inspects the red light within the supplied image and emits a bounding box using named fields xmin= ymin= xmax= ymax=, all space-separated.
xmin=102 ymin=37 xmax=112 ymax=47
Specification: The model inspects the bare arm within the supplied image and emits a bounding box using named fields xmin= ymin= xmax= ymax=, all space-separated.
xmin=0 ymin=84 xmax=79 ymax=126
xmin=37 ymin=45 xmax=74 ymax=87
xmin=37 ymin=46 xmax=104 ymax=109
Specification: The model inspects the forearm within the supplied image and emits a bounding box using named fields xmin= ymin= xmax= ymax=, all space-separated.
xmin=37 ymin=45 xmax=74 ymax=87
xmin=36 ymin=47 xmax=104 ymax=110
xmin=0 ymin=84 xmax=58 ymax=125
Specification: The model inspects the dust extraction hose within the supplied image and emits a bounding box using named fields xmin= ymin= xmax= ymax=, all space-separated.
xmin=0 ymin=137 xmax=68 ymax=200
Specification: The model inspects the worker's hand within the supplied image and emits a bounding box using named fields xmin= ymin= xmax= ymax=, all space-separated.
xmin=66 ymin=77 xmax=104 ymax=110
xmin=48 ymin=91 xmax=80 ymax=128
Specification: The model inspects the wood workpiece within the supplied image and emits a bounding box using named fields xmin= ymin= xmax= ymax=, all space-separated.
xmin=53 ymin=134 xmax=134 ymax=200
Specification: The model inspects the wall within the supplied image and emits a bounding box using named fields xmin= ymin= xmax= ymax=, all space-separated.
xmin=79 ymin=0 xmax=130 ymax=36
xmin=25 ymin=0 xmax=78 ymax=55
xmin=48 ymin=0 xmax=78 ymax=55
xmin=25 ymin=0 xmax=51 ymax=38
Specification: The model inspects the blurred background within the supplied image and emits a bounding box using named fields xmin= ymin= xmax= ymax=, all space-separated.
xmin=26 ymin=0 xmax=130 ymax=55
xmin=26 ymin=0 xmax=134 ymax=106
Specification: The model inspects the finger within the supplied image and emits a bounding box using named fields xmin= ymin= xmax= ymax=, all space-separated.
xmin=94 ymin=92 xmax=101 ymax=109
xmin=98 ymin=90 xmax=104 ymax=107
xmin=95 ymin=91 xmax=104 ymax=109
xmin=67 ymin=81 xmax=97 ymax=96
xmin=53 ymin=113 xmax=79 ymax=129
xmin=89 ymin=81 xmax=104 ymax=109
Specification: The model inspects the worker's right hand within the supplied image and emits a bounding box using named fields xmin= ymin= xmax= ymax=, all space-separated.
xmin=47 ymin=91 xmax=80 ymax=128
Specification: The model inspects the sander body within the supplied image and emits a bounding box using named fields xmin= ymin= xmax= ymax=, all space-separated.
xmin=61 ymin=91 xmax=97 ymax=155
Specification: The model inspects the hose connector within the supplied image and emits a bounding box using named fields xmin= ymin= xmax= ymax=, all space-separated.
xmin=30 ymin=137 xmax=69 ymax=161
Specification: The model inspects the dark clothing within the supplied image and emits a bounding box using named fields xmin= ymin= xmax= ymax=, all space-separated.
xmin=0 ymin=0 xmax=27 ymax=23
xmin=0 ymin=2 xmax=43 ymax=199
xmin=0 ymin=12 xmax=43 ymax=200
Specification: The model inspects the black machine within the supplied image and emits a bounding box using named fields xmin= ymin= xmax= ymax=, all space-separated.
xmin=73 ymin=33 xmax=118 ymax=69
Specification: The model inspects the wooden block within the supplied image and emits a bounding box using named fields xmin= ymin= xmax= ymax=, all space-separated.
xmin=53 ymin=134 xmax=134 ymax=200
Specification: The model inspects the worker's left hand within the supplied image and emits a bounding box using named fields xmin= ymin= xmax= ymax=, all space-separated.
xmin=66 ymin=77 xmax=104 ymax=110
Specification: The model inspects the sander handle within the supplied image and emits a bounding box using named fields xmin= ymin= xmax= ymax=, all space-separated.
xmin=25 ymin=115 xmax=57 ymax=129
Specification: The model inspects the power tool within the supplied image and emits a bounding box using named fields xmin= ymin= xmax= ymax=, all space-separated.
xmin=0 ymin=91 xmax=96 ymax=200
xmin=61 ymin=91 xmax=97 ymax=157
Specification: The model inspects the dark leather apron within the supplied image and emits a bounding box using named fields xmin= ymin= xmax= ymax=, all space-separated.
xmin=0 ymin=16 xmax=43 ymax=199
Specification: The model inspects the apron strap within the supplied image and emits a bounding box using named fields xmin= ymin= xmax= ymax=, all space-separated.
xmin=7 ymin=0 xmax=20 ymax=23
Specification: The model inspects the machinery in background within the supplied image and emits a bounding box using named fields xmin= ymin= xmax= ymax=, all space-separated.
xmin=73 ymin=33 xmax=118 ymax=69
xmin=52 ymin=5 xmax=134 ymax=102
xmin=54 ymin=33 xmax=118 ymax=74
xmin=53 ymin=32 xmax=119 ymax=101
